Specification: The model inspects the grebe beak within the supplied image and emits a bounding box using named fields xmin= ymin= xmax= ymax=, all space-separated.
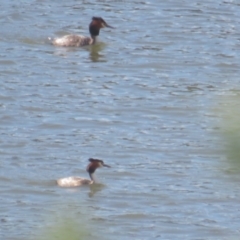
xmin=103 ymin=163 xmax=111 ymax=168
xmin=105 ymin=23 xmax=114 ymax=29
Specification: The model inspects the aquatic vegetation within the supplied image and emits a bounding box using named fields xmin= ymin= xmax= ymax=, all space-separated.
xmin=37 ymin=218 xmax=89 ymax=240
xmin=217 ymin=94 xmax=240 ymax=171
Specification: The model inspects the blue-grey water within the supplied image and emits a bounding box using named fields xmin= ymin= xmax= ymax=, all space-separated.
xmin=0 ymin=0 xmax=240 ymax=239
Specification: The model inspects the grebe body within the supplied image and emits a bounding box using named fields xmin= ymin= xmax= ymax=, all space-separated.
xmin=57 ymin=176 xmax=92 ymax=187
xmin=57 ymin=158 xmax=110 ymax=187
xmin=51 ymin=17 xmax=113 ymax=47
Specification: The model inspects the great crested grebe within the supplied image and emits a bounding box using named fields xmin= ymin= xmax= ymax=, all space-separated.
xmin=51 ymin=17 xmax=114 ymax=47
xmin=57 ymin=158 xmax=110 ymax=187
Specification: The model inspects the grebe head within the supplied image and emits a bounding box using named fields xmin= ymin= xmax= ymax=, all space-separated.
xmin=89 ymin=17 xmax=114 ymax=37
xmin=86 ymin=158 xmax=111 ymax=174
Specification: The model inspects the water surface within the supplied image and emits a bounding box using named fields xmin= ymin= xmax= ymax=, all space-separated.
xmin=0 ymin=0 xmax=240 ymax=239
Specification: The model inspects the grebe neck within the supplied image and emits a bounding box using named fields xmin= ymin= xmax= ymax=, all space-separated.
xmin=91 ymin=35 xmax=97 ymax=44
xmin=89 ymin=172 xmax=95 ymax=182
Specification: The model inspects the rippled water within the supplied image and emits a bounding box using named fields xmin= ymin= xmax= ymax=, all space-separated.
xmin=1 ymin=0 xmax=240 ymax=239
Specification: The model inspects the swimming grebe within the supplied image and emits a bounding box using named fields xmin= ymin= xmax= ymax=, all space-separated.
xmin=51 ymin=17 xmax=113 ymax=47
xmin=57 ymin=158 xmax=111 ymax=187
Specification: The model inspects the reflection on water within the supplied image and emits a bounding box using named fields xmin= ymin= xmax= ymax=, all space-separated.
xmin=89 ymin=43 xmax=107 ymax=62
xmin=50 ymin=41 xmax=107 ymax=62
xmin=55 ymin=183 xmax=105 ymax=198
xmin=52 ymin=45 xmax=83 ymax=57
xmin=88 ymin=183 xmax=106 ymax=198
